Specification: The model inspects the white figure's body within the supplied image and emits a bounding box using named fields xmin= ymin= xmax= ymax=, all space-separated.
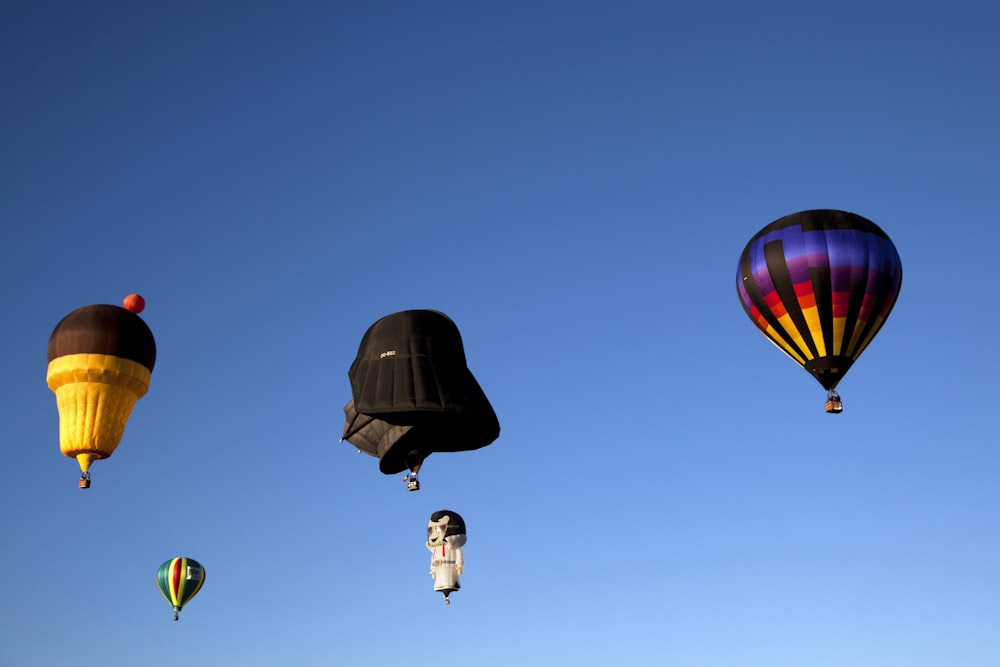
xmin=429 ymin=541 xmax=464 ymax=592
xmin=427 ymin=511 xmax=467 ymax=604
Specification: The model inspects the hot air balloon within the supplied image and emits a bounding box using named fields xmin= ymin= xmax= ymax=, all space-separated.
xmin=46 ymin=295 xmax=156 ymax=487
xmin=341 ymin=310 xmax=500 ymax=491
xmin=427 ymin=509 xmax=466 ymax=604
xmin=156 ymin=557 xmax=206 ymax=621
xmin=736 ymin=210 xmax=902 ymax=412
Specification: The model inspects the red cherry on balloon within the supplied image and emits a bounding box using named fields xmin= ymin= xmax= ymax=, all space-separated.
xmin=123 ymin=294 xmax=146 ymax=314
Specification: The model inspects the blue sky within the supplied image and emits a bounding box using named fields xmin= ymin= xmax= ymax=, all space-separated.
xmin=2 ymin=2 xmax=999 ymax=665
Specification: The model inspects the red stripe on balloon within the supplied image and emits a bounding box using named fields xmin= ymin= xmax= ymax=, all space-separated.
xmin=792 ymin=281 xmax=813 ymax=298
xmin=171 ymin=559 xmax=182 ymax=601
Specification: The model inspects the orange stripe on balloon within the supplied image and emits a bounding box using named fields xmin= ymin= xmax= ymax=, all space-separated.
xmin=763 ymin=291 xmax=782 ymax=308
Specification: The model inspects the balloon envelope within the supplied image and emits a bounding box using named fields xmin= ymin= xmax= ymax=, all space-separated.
xmin=736 ymin=210 xmax=902 ymax=390
xmin=342 ymin=310 xmax=499 ymax=475
xmin=46 ymin=303 xmax=156 ymax=479
xmin=156 ymin=557 xmax=206 ymax=615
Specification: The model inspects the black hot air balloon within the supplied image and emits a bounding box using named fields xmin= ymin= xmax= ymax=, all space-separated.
xmin=341 ymin=310 xmax=500 ymax=490
xmin=736 ymin=210 xmax=902 ymax=412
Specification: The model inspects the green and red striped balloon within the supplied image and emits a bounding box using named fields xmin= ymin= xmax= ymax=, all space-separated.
xmin=156 ymin=557 xmax=206 ymax=620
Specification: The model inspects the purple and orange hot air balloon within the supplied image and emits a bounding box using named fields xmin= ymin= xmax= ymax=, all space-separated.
xmin=736 ymin=210 xmax=902 ymax=412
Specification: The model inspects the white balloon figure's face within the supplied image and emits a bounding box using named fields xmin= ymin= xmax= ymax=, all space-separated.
xmin=427 ymin=512 xmax=467 ymax=551
xmin=427 ymin=514 xmax=451 ymax=549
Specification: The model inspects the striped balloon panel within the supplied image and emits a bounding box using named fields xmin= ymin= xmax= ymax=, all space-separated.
xmin=156 ymin=557 xmax=206 ymax=612
xmin=737 ymin=210 xmax=902 ymax=390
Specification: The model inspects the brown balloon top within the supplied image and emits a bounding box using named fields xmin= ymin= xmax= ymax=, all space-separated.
xmin=47 ymin=304 xmax=156 ymax=370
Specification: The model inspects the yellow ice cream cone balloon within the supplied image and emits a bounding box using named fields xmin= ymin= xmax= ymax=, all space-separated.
xmin=46 ymin=295 xmax=156 ymax=488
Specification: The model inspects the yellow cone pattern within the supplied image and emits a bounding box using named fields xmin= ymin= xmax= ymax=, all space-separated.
xmin=47 ymin=354 xmax=151 ymax=473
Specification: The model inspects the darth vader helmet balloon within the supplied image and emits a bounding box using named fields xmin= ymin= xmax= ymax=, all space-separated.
xmin=342 ymin=310 xmax=499 ymax=489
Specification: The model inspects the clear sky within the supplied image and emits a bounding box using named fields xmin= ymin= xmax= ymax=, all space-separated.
xmin=2 ymin=2 xmax=999 ymax=666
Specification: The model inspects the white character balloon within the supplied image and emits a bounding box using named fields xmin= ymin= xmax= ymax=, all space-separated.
xmin=427 ymin=510 xmax=467 ymax=605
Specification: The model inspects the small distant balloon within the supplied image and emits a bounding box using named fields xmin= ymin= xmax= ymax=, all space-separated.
xmin=427 ymin=510 xmax=467 ymax=604
xmin=123 ymin=293 xmax=145 ymax=313
xmin=156 ymin=557 xmax=206 ymax=621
